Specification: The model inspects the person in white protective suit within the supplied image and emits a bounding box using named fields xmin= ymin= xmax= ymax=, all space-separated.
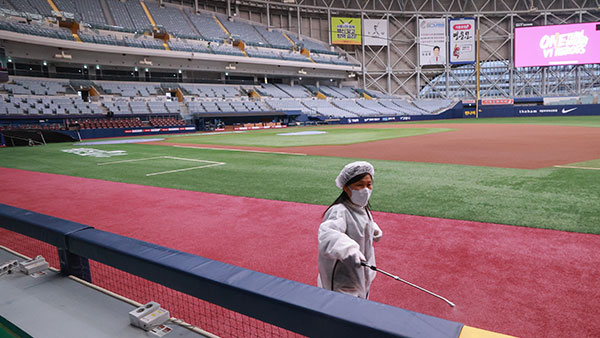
xmin=317 ymin=161 xmax=382 ymax=299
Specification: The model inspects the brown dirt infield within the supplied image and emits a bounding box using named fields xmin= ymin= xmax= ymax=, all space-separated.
xmin=150 ymin=123 xmax=600 ymax=169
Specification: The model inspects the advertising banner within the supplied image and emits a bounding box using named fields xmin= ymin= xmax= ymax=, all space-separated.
xmin=472 ymin=104 xmax=600 ymax=118
xmin=449 ymin=18 xmax=476 ymax=64
xmin=336 ymin=109 xmax=459 ymax=124
xmin=419 ymin=18 xmax=446 ymax=65
xmin=481 ymin=98 xmax=514 ymax=105
xmin=331 ymin=17 xmax=362 ymax=45
xmin=514 ymin=22 xmax=600 ymax=67
xmin=363 ymin=19 xmax=388 ymax=46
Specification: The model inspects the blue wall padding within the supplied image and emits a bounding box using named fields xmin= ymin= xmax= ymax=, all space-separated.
xmin=56 ymin=126 xmax=196 ymax=140
xmin=67 ymin=228 xmax=463 ymax=338
xmin=479 ymin=103 xmax=600 ymax=117
xmin=0 ymin=204 xmax=463 ymax=338
xmin=0 ymin=204 xmax=91 ymax=248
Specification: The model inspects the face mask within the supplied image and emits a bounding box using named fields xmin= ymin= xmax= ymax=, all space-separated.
xmin=349 ymin=187 xmax=371 ymax=207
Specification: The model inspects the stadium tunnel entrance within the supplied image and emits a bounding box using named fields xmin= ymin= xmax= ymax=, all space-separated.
xmin=0 ymin=129 xmax=76 ymax=147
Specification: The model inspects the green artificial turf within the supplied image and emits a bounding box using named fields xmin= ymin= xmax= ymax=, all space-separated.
xmin=1 ymin=142 xmax=599 ymax=234
xmin=159 ymin=127 xmax=452 ymax=147
xmin=0 ymin=315 xmax=32 ymax=338
xmin=559 ymin=158 xmax=600 ymax=169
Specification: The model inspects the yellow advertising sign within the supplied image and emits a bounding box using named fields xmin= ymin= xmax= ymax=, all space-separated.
xmin=331 ymin=17 xmax=362 ymax=45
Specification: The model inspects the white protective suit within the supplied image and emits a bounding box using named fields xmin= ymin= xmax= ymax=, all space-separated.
xmin=317 ymin=201 xmax=382 ymax=299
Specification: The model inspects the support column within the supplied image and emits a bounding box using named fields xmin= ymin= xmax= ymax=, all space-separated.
xmin=327 ymin=8 xmax=331 ymax=45
xmin=266 ymin=3 xmax=270 ymax=28
xmin=58 ymin=248 xmax=92 ymax=283
xmin=297 ymin=5 xmax=301 ymax=37
xmin=386 ymin=13 xmax=392 ymax=95
xmin=361 ymin=11 xmax=366 ymax=91
xmin=415 ymin=16 xmax=421 ymax=98
xmin=509 ymin=14 xmax=514 ymax=97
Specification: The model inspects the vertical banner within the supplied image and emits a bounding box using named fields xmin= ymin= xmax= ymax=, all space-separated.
xmin=419 ymin=18 xmax=446 ymax=65
xmin=449 ymin=18 xmax=476 ymax=64
xmin=363 ymin=19 xmax=388 ymax=46
xmin=331 ymin=17 xmax=362 ymax=45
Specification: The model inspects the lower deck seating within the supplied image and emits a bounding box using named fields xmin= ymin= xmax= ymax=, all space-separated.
xmin=0 ymin=95 xmax=104 ymax=115
xmin=69 ymin=117 xmax=144 ymax=129
xmin=0 ymin=123 xmax=62 ymax=130
xmin=149 ymin=117 xmax=186 ymax=127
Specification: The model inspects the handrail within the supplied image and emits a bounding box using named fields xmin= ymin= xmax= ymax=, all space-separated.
xmin=0 ymin=203 xmax=463 ymax=338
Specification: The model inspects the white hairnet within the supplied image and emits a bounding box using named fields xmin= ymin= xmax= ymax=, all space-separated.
xmin=335 ymin=161 xmax=374 ymax=189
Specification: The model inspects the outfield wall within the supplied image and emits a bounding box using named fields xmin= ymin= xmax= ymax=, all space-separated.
xmin=326 ymin=102 xmax=600 ymax=125
xmin=323 ymin=106 xmax=463 ymax=125
xmin=463 ymin=103 xmax=600 ymax=118
xmin=57 ymin=126 xmax=196 ymax=140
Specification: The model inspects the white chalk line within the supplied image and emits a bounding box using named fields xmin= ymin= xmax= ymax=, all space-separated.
xmin=97 ymin=156 xmax=226 ymax=176
xmin=163 ymin=156 xmax=223 ymax=164
xmin=173 ymin=145 xmax=306 ymax=156
xmin=146 ymin=162 xmax=225 ymax=176
xmin=553 ymin=165 xmax=600 ymax=171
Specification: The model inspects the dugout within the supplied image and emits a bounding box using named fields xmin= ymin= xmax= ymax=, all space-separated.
xmin=0 ymin=129 xmax=76 ymax=147
xmin=194 ymin=111 xmax=301 ymax=131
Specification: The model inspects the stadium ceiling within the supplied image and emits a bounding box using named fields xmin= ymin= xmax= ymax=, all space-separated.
xmin=179 ymin=0 xmax=600 ymax=98
xmin=184 ymin=0 xmax=599 ymax=14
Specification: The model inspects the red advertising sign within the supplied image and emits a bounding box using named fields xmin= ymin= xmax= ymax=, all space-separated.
xmin=481 ymin=98 xmax=514 ymax=105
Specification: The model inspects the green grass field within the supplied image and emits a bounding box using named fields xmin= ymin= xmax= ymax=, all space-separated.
xmin=159 ymin=127 xmax=452 ymax=147
xmin=2 ymin=116 xmax=599 ymax=235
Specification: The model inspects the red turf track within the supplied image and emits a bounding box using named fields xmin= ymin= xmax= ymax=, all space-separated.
xmin=153 ymin=123 xmax=600 ymax=169
xmin=1 ymin=168 xmax=599 ymax=337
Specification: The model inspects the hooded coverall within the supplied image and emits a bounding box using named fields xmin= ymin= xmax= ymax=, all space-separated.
xmin=317 ymin=201 xmax=381 ymax=299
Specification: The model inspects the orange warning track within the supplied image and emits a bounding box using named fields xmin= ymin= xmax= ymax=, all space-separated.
xmin=150 ymin=124 xmax=600 ymax=169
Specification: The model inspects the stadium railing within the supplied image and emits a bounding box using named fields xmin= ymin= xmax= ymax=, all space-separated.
xmin=0 ymin=203 xmax=463 ymax=338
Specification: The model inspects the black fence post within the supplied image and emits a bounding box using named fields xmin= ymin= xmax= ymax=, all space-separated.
xmin=58 ymin=248 xmax=92 ymax=283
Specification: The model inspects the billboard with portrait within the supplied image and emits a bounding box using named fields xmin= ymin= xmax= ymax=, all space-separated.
xmin=419 ymin=18 xmax=446 ymax=65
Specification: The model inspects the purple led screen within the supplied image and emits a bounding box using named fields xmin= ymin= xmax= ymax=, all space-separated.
xmin=514 ymin=22 xmax=600 ymax=67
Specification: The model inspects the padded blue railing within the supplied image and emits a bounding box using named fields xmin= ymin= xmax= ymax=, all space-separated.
xmin=0 ymin=203 xmax=463 ymax=338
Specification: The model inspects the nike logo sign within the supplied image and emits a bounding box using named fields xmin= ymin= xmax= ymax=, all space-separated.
xmin=562 ymin=108 xmax=577 ymax=114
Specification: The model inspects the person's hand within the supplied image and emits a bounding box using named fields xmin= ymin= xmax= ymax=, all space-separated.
xmin=351 ymin=251 xmax=366 ymax=267
xmin=373 ymin=228 xmax=383 ymax=242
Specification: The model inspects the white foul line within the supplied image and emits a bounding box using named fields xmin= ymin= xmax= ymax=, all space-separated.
xmin=173 ymin=145 xmax=306 ymax=156
xmin=553 ymin=165 xmax=600 ymax=171
xmin=162 ymin=156 xmax=223 ymax=164
xmin=146 ymin=162 xmax=225 ymax=176
xmin=97 ymin=156 xmax=226 ymax=176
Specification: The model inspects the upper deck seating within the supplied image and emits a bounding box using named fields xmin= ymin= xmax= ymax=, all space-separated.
xmin=146 ymin=2 xmax=197 ymax=38
xmin=184 ymin=10 xmax=228 ymax=42
xmin=301 ymin=99 xmax=357 ymax=117
xmin=276 ymin=84 xmax=311 ymax=98
xmin=53 ymin=0 xmax=107 ymax=26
